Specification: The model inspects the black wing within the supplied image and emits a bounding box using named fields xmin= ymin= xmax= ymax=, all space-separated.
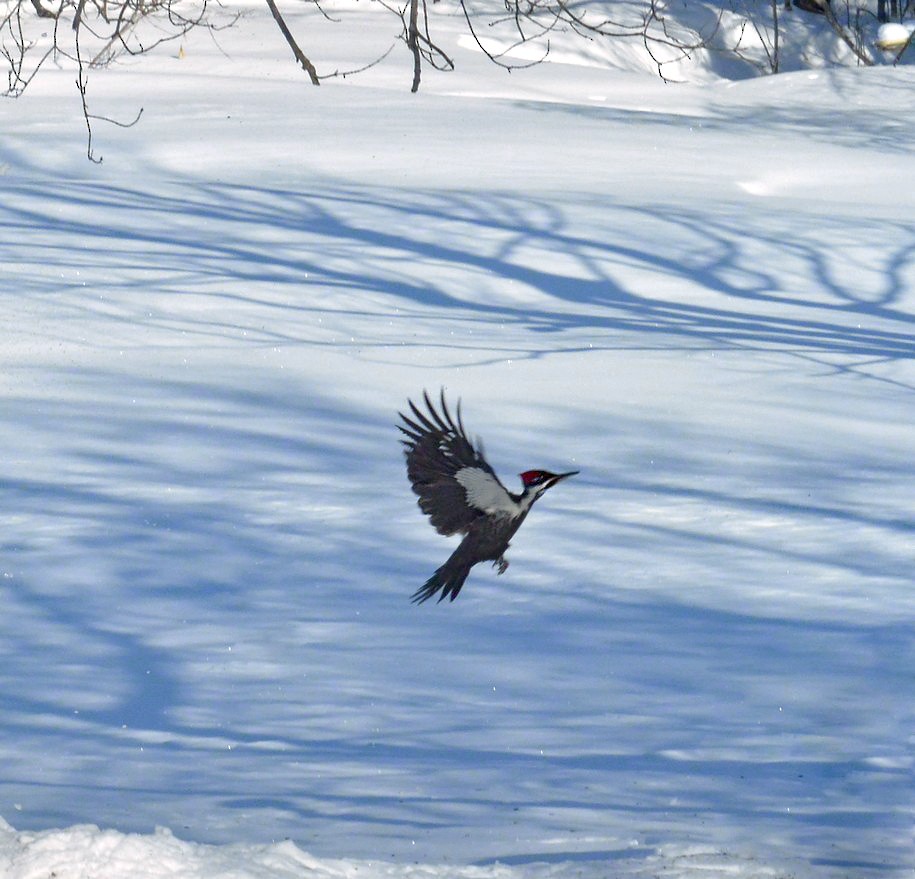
xmin=399 ymin=389 xmax=511 ymax=536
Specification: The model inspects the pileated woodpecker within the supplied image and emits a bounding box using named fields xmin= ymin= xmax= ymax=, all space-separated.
xmin=399 ymin=390 xmax=578 ymax=604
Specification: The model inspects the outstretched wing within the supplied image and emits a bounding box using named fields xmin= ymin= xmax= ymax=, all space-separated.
xmin=399 ymin=389 xmax=515 ymax=536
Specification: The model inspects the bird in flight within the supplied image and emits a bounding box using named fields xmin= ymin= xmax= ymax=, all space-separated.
xmin=399 ymin=390 xmax=578 ymax=604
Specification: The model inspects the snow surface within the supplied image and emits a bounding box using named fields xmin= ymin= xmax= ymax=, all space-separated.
xmin=1 ymin=2 xmax=914 ymax=877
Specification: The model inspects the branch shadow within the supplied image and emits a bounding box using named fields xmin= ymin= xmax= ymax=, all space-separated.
xmin=2 ymin=176 xmax=913 ymax=374
xmin=1 ymin=174 xmax=913 ymax=873
xmin=0 ymin=371 xmax=911 ymax=874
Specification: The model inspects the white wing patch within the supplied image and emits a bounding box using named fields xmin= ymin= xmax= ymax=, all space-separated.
xmin=455 ymin=467 xmax=520 ymax=517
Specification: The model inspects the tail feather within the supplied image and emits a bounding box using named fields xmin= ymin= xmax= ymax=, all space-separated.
xmin=411 ymin=558 xmax=471 ymax=604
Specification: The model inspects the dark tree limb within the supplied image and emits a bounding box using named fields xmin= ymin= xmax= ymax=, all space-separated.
xmin=265 ymin=0 xmax=320 ymax=85
xmin=408 ymin=0 xmax=421 ymax=92
xmin=891 ymin=29 xmax=915 ymax=64
xmin=29 ymin=0 xmax=58 ymax=19
xmin=72 ymin=0 xmax=87 ymax=30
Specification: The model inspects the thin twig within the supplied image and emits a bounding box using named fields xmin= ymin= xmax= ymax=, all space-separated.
xmin=73 ymin=19 xmax=102 ymax=163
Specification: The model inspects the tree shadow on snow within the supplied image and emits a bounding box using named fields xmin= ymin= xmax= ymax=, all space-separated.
xmin=1 ymin=176 xmax=913 ymax=872
xmin=0 ymin=371 xmax=910 ymax=873
xmin=2 ymin=175 xmax=913 ymax=374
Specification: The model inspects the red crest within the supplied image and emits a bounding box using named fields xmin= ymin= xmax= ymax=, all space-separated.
xmin=520 ymin=470 xmax=550 ymax=487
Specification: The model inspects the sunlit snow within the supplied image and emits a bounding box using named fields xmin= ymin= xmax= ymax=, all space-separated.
xmin=1 ymin=2 xmax=914 ymax=878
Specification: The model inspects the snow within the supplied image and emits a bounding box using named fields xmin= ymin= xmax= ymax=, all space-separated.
xmin=876 ymin=22 xmax=915 ymax=50
xmin=1 ymin=2 xmax=914 ymax=877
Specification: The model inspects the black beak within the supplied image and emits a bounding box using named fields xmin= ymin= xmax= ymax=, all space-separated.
xmin=548 ymin=470 xmax=579 ymax=485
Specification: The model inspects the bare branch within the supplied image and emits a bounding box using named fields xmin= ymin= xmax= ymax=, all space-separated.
xmin=3 ymin=0 xmax=908 ymax=161
xmin=408 ymin=0 xmax=421 ymax=91
xmin=820 ymin=0 xmax=875 ymax=65
xmin=316 ymin=41 xmax=397 ymax=82
xmin=72 ymin=0 xmax=88 ymax=31
xmin=29 ymin=0 xmax=59 ymax=19
xmin=89 ymin=105 xmax=144 ymax=126
xmin=264 ymin=0 xmax=320 ymax=85
xmin=458 ymin=0 xmax=550 ymax=71
xmin=892 ymin=29 xmax=915 ymax=64
xmin=73 ymin=16 xmax=102 ymax=162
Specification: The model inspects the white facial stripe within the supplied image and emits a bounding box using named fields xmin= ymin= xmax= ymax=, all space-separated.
xmin=455 ymin=467 xmax=520 ymax=517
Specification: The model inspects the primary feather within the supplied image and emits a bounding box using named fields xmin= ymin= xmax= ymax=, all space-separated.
xmin=398 ymin=390 xmax=514 ymax=537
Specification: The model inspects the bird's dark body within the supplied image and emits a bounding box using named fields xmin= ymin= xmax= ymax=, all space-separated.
xmin=399 ymin=390 xmax=577 ymax=604
xmin=414 ymin=509 xmax=530 ymax=604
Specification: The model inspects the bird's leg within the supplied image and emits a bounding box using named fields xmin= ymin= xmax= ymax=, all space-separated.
xmin=493 ymin=556 xmax=509 ymax=575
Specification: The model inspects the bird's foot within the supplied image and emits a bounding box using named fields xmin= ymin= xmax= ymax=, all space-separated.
xmin=493 ymin=557 xmax=509 ymax=576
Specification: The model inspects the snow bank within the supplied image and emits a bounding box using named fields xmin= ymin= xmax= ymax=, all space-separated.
xmin=0 ymin=818 xmax=806 ymax=879
xmin=0 ymin=820 xmax=362 ymax=879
